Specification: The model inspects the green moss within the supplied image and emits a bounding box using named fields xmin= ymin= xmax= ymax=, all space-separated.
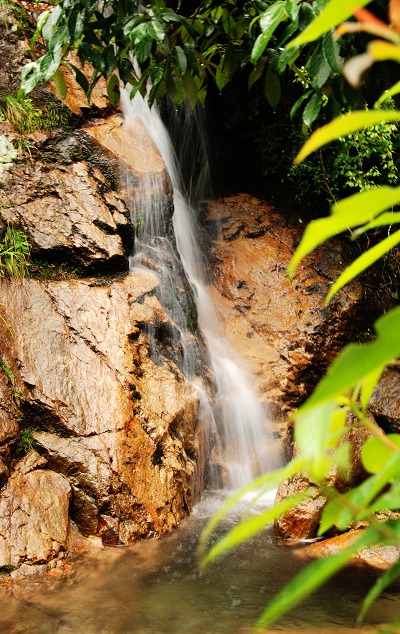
xmin=0 ymin=94 xmax=70 ymax=134
xmin=29 ymin=260 xmax=83 ymax=280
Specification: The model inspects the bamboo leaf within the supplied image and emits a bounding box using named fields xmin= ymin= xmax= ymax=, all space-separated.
xmin=256 ymin=527 xmax=380 ymax=628
xmin=326 ymin=228 xmax=400 ymax=302
xmin=376 ymin=80 xmax=400 ymax=105
xmin=199 ymin=457 xmax=307 ymax=561
xmin=287 ymin=0 xmax=372 ymax=49
xmin=201 ymin=493 xmax=308 ymax=569
xmin=295 ymin=111 xmax=400 ymax=163
xmin=297 ymin=306 xmax=400 ymax=415
xmin=358 ymin=559 xmax=400 ymax=624
xmin=288 ymin=186 xmax=400 ymax=277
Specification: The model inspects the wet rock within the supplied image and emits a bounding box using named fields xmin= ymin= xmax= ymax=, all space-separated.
xmin=0 ymin=271 xmax=200 ymax=548
xmin=274 ymin=475 xmax=327 ymax=540
xmin=0 ymin=468 xmax=71 ymax=568
xmin=299 ymin=528 xmax=400 ymax=570
xmin=205 ymin=194 xmax=385 ymax=451
xmin=0 ymin=161 xmax=132 ymax=273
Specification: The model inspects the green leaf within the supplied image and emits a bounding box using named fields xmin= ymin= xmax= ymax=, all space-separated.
xmin=289 ymin=91 xmax=311 ymax=119
xmin=323 ymin=31 xmax=342 ymax=73
xmin=78 ymin=43 xmax=105 ymax=73
xmin=256 ymin=527 xmax=381 ymax=628
xmin=251 ymin=3 xmax=288 ymax=64
xmin=129 ymin=72 xmax=148 ymax=101
xmin=68 ymin=62 xmax=89 ymax=95
xmin=360 ymin=366 xmax=385 ymax=411
xmin=376 ymin=80 xmax=400 ymax=106
xmin=107 ymin=74 xmax=120 ymax=107
xmin=20 ymin=61 xmax=40 ymax=96
xmin=295 ymin=402 xmax=336 ymax=480
xmin=41 ymin=4 xmax=62 ymax=43
xmin=171 ymin=46 xmax=187 ymax=77
xmin=201 ymin=493 xmax=308 ymax=569
xmin=52 ymin=69 xmax=67 ymax=100
xmin=68 ymin=6 xmax=85 ymax=40
xmin=248 ymin=58 xmax=266 ymax=90
xmin=361 ymin=435 xmax=400 ymax=475
xmin=199 ymin=456 xmax=307 ymax=561
xmin=288 ymin=186 xmax=400 ymax=276
xmin=302 ymin=92 xmax=322 ymax=127
xmin=265 ymin=64 xmax=281 ymax=109
xmin=326 ymin=228 xmax=400 ymax=302
xmin=287 ymin=0 xmax=372 ymax=49
xmin=297 ymin=306 xmax=400 ymax=415
xmin=295 ymin=110 xmax=400 ymax=163
xmin=371 ymin=480 xmax=400 ymax=512
xmin=40 ymin=46 xmax=63 ymax=82
xmin=135 ymin=36 xmax=153 ymax=65
xmin=182 ymin=71 xmax=198 ymax=108
xmin=358 ymin=559 xmax=400 ymax=624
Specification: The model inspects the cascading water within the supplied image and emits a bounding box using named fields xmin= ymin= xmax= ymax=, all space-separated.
xmin=121 ymin=89 xmax=278 ymax=491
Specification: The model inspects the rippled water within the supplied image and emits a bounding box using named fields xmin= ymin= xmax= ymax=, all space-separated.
xmin=1 ymin=493 xmax=399 ymax=634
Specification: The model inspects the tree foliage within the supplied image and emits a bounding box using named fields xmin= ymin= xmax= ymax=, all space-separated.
xmin=21 ymin=0 xmax=366 ymax=126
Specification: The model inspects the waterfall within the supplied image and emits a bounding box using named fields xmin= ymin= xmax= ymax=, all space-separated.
xmin=121 ymin=89 xmax=277 ymax=491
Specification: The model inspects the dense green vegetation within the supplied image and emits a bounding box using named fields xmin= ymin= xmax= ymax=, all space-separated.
xmin=16 ymin=0 xmax=400 ymax=628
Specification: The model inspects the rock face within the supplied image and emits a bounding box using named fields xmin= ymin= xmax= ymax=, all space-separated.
xmin=205 ymin=194 xmax=384 ymax=450
xmin=0 ymin=268 xmax=200 ymax=560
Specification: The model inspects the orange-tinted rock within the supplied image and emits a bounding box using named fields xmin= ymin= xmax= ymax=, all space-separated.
xmin=0 ymin=271 xmax=200 ymax=550
xmin=206 ymin=194 xmax=381 ymax=450
xmin=300 ymin=528 xmax=400 ymax=570
xmin=0 ymin=161 xmax=132 ymax=272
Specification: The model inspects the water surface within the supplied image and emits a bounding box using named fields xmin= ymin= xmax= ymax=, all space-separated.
xmin=1 ymin=493 xmax=399 ymax=634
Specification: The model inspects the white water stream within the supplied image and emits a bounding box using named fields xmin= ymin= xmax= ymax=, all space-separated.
xmin=120 ymin=89 xmax=278 ymax=491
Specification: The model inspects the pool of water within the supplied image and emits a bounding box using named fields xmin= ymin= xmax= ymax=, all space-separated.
xmin=1 ymin=493 xmax=399 ymax=634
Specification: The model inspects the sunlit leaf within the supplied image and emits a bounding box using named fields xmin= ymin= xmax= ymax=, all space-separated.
xmin=294 ymin=111 xmax=400 ymax=163
xmin=201 ymin=493 xmax=308 ymax=569
xmin=183 ymin=71 xmax=198 ymax=108
xmin=256 ymin=527 xmax=381 ymax=628
xmin=297 ymin=306 xmax=400 ymax=415
xmin=369 ymin=40 xmax=400 ymax=63
xmin=288 ymin=186 xmax=400 ymax=276
xmin=287 ymin=0 xmax=371 ymax=49
xmin=371 ymin=480 xmax=400 ymax=512
xmin=52 ymin=68 xmax=67 ymax=100
xmin=361 ymin=435 xmax=400 ymax=474
xmin=358 ymin=559 xmax=400 ymax=624
xmin=326 ymin=228 xmax=400 ymax=302
xmin=295 ymin=402 xmax=335 ymax=479
xmin=352 ymin=211 xmax=400 ymax=237
xmin=376 ymin=80 xmax=400 ymax=105
xmin=199 ymin=456 xmax=307 ymax=561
